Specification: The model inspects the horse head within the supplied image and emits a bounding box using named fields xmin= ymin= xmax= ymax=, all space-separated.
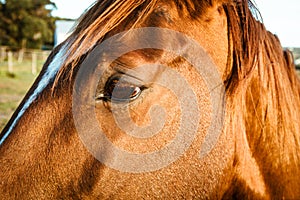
xmin=1 ymin=0 xmax=300 ymax=199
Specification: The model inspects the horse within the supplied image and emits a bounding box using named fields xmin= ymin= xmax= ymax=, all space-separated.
xmin=1 ymin=0 xmax=300 ymax=199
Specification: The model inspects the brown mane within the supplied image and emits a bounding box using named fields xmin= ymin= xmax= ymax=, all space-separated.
xmin=224 ymin=0 xmax=300 ymax=196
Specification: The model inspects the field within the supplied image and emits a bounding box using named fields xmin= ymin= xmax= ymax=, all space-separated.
xmin=0 ymin=50 xmax=300 ymax=133
xmin=0 ymin=59 xmax=44 ymax=132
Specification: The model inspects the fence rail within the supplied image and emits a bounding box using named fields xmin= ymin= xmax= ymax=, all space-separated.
xmin=0 ymin=46 xmax=51 ymax=75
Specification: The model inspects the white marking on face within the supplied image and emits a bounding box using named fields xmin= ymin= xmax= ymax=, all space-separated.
xmin=0 ymin=44 xmax=68 ymax=145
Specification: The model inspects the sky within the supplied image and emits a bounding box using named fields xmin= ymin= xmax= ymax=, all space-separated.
xmin=51 ymin=0 xmax=96 ymax=19
xmin=51 ymin=0 xmax=300 ymax=47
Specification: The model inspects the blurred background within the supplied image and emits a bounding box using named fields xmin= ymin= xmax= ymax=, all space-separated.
xmin=0 ymin=0 xmax=299 ymax=131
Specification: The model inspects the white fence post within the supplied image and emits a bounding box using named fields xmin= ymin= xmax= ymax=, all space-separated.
xmin=8 ymin=51 xmax=13 ymax=73
xmin=18 ymin=49 xmax=24 ymax=63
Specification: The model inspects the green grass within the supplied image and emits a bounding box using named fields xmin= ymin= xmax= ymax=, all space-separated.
xmin=0 ymin=60 xmax=43 ymax=132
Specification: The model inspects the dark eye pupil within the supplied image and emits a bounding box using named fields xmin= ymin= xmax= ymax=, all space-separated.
xmin=103 ymin=76 xmax=142 ymax=102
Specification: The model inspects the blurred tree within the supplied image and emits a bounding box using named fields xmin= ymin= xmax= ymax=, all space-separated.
xmin=0 ymin=0 xmax=56 ymax=49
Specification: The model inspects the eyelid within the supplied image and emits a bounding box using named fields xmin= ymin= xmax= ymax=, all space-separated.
xmin=114 ymin=73 xmax=145 ymax=87
xmin=114 ymin=62 xmax=161 ymax=81
xmin=113 ymin=67 xmax=145 ymax=83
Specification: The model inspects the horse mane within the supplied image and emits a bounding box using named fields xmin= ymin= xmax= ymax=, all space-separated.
xmin=53 ymin=0 xmax=221 ymax=86
xmin=224 ymin=0 xmax=300 ymax=196
xmin=53 ymin=0 xmax=158 ymax=86
xmin=52 ymin=0 xmax=300 ymax=194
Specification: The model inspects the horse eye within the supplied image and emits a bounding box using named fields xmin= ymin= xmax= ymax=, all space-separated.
xmin=96 ymin=75 xmax=144 ymax=103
